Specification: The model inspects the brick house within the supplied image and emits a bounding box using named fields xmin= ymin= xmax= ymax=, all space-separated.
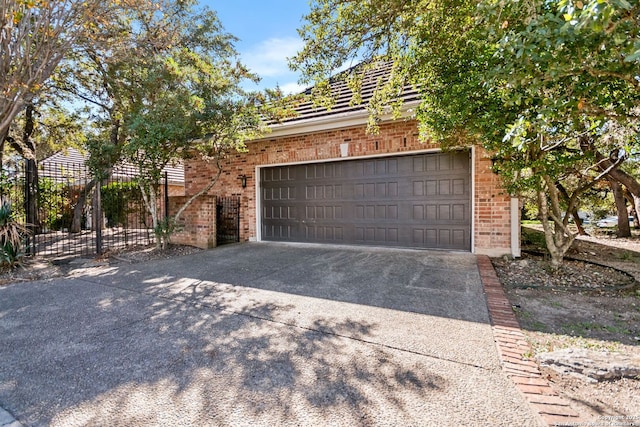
xmin=175 ymin=63 xmax=520 ymax=256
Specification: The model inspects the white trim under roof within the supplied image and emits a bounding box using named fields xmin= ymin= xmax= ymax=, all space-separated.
xmin=256 ymin=100 xmax=422 ymax=140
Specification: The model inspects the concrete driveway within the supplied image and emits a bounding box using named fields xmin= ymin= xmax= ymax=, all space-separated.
xmin=0 ymin=243 xmax=540 ymax=426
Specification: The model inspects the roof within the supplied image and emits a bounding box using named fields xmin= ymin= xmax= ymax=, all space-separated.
xmin=41 ymin=148 xmax=185 ymax=185
xmin=264 ymin=61 xmax=421 ymax=138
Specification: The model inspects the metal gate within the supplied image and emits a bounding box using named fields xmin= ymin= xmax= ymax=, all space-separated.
xmin=1 ymin=158 xmax=166 ymax=258
xmin=216 ymin=196 xmax=240 ymax=245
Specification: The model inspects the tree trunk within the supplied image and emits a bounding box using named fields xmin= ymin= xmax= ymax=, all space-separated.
xmin=580 ymin=136 xmax=640 ymax=233
xmin=70 ymin=180 xmax=96 ymax=233
xmin=604 ymin=163 xmax=640 ymax=196
xmin=624 ymin=188 xmax=640 ymax=229
xmin=585 ymin=145 xmax=640 ymax=196
xmin=149 ymin=187 xmax=163 ymax=249
xmin=556 ymin=182 xmax=588 ymax=236
xmin=23 ymin=104 xmax=39 ymax=233
xmin=609 ymin=179 xmax=630 ymax=237
xmin=633 ymin=194 xmax=640 ymax=229
xmin=538 ymin=191 xmax=564 ymax=269
xmin=572 ymin=211 xmax=587 ymax=236
xmin=537 ymin=181 xmax=576 ymax=269
xmin=0 ymin=128 xmax=7 ymax=168
xmin=138 ymin=182 xmax=164 ymax=249
xmin=24 ymin=158 xmax=38 ymax=230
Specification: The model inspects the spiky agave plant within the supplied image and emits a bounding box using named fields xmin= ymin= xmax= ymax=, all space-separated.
xmin=0 ymin=200 xmax=29 ymax=269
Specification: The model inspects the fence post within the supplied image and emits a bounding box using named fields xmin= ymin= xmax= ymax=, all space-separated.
xmin=94 ymin=180 xmax=103 ymax=255
xmin=164 ymin=171 xmax=169 ymax=219
xmin=235 ymin=197 xmax=240 ymax=243
xmin=24 ymin=159 xmax=38 ymax=255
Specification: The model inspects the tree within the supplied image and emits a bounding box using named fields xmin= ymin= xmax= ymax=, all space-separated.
xmin=290 ymin=0 xmax=640 ymax=267
xmin=52 ymin=0 xmax=201 ymax=233
xmin=122 ymin=28 xmax=267 ymax=249
xmin=0 ymin=0 xmax=108 ymax=165
xmin=5 ymin=99 xmax=88 ymax=161
xmin=56 ymin=0 xmax=277 ymax=249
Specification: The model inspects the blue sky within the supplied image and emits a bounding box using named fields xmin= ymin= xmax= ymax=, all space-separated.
xmin=203 ymin=1 xmax=312 ymax=94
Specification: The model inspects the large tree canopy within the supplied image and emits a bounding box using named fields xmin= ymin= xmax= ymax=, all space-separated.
xmin=292 ymin=0 xmax=639 ymax=124
xmin=290 ymin=0 xmax=640 ymax=266
xmin=53 ymin=0 xmax=279 ymax=247
xmin=119 ymin=2 xmax=266 ymax=248
xmin=0 ymin=0 xmax=115 ymax=161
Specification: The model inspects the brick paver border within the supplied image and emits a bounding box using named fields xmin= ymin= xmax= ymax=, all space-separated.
xmin=476 ymin=255 xmax=583 ymax=427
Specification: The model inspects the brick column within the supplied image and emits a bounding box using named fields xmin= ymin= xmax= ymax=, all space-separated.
xmin=168 ymin=195 xmax=216 ymax=249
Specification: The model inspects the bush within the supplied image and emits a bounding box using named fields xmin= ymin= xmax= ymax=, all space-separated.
xmin=38 ymin=177 xmax=72 ymax=231
xmin=0 ymin=200 xmax=29 ymax=269
xmin=101 ymin=181 xmax=142 ymax=227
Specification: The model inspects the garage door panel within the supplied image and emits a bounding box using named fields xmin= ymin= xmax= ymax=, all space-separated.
xmin=353 ymin=226 xmax=399 ymax=244
xmin=452 ymin=204 xmax=466 ymax=221
xmin=264 ymin=166 xmax=293 ymax=182
xmin=439 ymin=229 xmax=452 ymax=246
xmin=452 ymin=229 xmax=467 ymax=247
xmin=453 ymin=153 xmax=469 ymax=170
xmin=263 ymin=223 xmax=294 ymax=239
xmin=261 ymin=151 xmax=471 ymax=250
xmin=453 ymin=179 xmax=465 ymax=195
xmin=264 ymin=204 xmax=294 ymax=220
xmin=263 ymin=186 xmax=296 ymax=201
xmin=304 ymin=225 xmax=345 ymax=241
xmin=355 ymin=181 xmax=400 ymax=199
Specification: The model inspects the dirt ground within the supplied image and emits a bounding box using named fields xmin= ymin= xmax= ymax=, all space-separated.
xmin=0 ymin=244 xmax=204 ymax=286
xmin=493 ymin=226 xmax=640 ymax=423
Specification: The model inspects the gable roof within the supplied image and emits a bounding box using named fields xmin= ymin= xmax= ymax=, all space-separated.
xmin=265 ymin=61 xmax=421 ymax=139
xmin=41 ymin=148 xmax=185 ymax=185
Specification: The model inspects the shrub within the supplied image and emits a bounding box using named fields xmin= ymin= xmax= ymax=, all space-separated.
xmin=38 ymin=177 xmax=72 ymax=231
xmin=101 ymin=181 xmax=142 ymax=227
xmin=0 ymin=200 xmax=29 ymax=269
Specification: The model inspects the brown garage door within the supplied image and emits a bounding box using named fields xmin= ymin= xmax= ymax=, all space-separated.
xmin=260 ymin=151 xmax=471 ymax=250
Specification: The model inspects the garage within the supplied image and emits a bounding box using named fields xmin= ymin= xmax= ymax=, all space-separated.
xmin=260 ymin=150 xmax=471 ymax=250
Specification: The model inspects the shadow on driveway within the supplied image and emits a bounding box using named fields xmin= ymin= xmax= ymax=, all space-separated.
xmin=0 ymin=243 xmax=539 ymax=426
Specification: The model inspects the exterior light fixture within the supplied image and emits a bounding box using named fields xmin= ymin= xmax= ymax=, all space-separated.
xmin=239 ymin=174 xmax=247 ymax=188
xmin=490 ymin=156 xmax=500 ymax=174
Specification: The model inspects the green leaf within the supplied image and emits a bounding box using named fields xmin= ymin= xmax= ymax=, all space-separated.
xmin=624 ymin=50 xmax=640 ymax=62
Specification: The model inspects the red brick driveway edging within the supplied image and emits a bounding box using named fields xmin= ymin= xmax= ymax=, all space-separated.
xmin=476 ymin=255 xmax=583 ymax=427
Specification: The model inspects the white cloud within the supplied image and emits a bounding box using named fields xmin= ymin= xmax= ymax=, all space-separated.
xmin=243 ymin=37 xmax=304 ymax=77
xmin=277 ymin=81 xmax=306 ymax=95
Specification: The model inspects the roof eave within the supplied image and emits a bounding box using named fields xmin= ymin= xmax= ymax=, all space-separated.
xmin=254 ymin=100 xmax=422 ymax=141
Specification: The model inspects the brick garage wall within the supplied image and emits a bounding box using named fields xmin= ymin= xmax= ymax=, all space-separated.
xmin=184 ymin=119 xmax=514 ymax=254
xmin=474 ymin=146 xmax=513 ymax=256
xmin=168 ymin=195 xmax=216 ymax=249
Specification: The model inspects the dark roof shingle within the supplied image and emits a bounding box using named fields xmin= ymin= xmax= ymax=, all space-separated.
xmin=276 ymin=61 xmax=420 ymax=125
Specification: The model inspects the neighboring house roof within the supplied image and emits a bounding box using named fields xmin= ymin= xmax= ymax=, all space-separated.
xmin=40 ymin=148 xmax=185 ymax=185
xmin=266 ymin=61 xmax=421 ymax=139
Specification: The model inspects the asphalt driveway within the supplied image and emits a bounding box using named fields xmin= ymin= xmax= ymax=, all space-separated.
xmin=0 ymin=243 xmax=540 ymax=426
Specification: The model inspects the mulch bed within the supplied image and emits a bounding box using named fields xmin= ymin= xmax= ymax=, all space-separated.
xmin=492 ymin=252 xmax=637 ymax=295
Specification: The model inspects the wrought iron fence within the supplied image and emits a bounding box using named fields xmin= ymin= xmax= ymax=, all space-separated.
xmin=216 ymin=196 xmax=240 ymax=245
xmin=1 ymin=158 xmax=169 ymax=258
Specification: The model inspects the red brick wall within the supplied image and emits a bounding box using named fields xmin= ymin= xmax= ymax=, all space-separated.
xmin=167 ymin=184 xmax=185 ymax=197
xmin=168 ymin=195 xmax=216 ymax=249
xmin=183 ymin=119 xmax=514 ymax=254
xmin=473 ymin=146 xmax=513 ymax=255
